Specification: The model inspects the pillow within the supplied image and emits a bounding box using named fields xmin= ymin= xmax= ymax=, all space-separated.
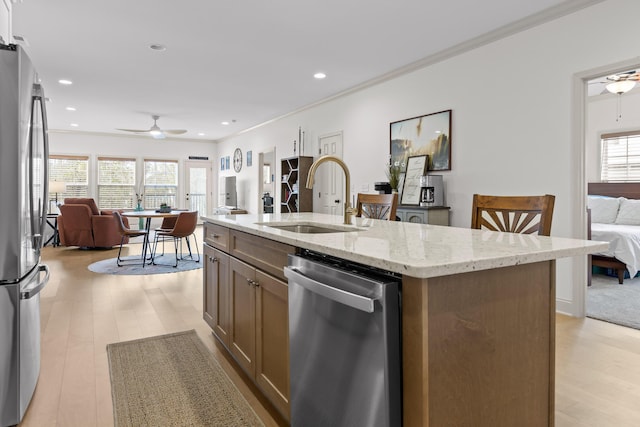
xmin=588 ymin=195 xmax=621 ymax=224
xmin=615 ymin=197 xmax=640 ymax=225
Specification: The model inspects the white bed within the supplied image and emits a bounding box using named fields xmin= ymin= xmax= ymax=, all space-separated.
xmin=590 ymin=222 xmax=640 ymax=278
xmin=588 ymin=182 xmax=640 ymax=284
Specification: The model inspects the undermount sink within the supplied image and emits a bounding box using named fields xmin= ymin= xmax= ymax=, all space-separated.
xmin=255 ymin=222 xmax=361 ymax=234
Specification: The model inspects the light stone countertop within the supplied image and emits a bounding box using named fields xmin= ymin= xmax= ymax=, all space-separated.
xmin=201 ymin=212 xmax=608 ymax=279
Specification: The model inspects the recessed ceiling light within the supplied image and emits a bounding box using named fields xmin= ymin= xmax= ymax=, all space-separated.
xmin=314 ymin=72 xmax=326 ymax=79
xmin=70 ymin=123 xmax=79 ymax=127
xmin=198 ymin=132 xmax=205 ymax=136
xmin=149 ymin=44 xmax=166 ymax=51
xmin=66 ymin=106 xmax=76 ymax=111
xmin=435 ymin=130 xmax=441 ymax=134
xmin=221 ymin=121 xmax=230 ymax=125
xmin=58 ymin=79 xmax=73 ymax=85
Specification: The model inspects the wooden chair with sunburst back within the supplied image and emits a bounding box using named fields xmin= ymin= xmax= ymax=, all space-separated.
xmin=355 ymin=193 xmax=398 ymax=221
xmin=470 ymin=194 xmax=555 ymax=236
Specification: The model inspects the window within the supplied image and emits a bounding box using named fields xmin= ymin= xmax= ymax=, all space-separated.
xmin=143 ymin=159 xmax=178 ymax=209
xmin=97 ymin=157 xmax=136 ymax=209
xmin=48 ymin=155 xmax=89 ymax=203
xmin=601 ymin=131 xmax=640 ymax=182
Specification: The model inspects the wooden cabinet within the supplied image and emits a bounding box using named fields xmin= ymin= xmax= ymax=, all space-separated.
xmin=230 ymin=257 xmax=257 ymax=376
xmin=255 ymin=269 xmax=290 ymax=418
xmin=203 ymin=244 xmax=231 ymax=347
xmin=203 ymin=224 xmax=293 ymax=420
xmin=396 ymin=206 xmax=450 ymax=225
xmin=280 ymin=156 xmax=313 ymax=213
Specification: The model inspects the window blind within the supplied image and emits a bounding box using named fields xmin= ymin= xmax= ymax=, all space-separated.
xmin=97 ymin=157 xmax=136 ymax=209
xmin=143 ymin=159 xmax=178 ymax=209
xmin=48 ymin=155 xmax=89 ymax=201
xmin=601 ymin=131 xmax=640 ymax=182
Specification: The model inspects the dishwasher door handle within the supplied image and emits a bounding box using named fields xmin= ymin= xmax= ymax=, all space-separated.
xmin=284 ymin=266 xmax=375 ymax=313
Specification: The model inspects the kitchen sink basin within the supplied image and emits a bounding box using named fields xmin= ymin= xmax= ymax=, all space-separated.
xmin=255 ymin=222 xmax=360 ymax=234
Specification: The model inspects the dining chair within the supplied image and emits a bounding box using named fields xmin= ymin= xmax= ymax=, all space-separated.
xmin=355 ymin=193 xmax=398 ymax=221
xmin=112 ymin=211 xmax=151 ymax=266
xmin=152 ymin=211 xmax=200 ymax=267
xmin=470 ymin=194 xmax=555 ymax=236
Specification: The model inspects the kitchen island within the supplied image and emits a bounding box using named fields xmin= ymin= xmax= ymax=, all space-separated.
xmin=201 ymin=212 xmax=607 ymax=426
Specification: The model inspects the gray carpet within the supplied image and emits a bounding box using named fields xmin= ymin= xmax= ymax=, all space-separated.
xmin=587 ymin=275 xmax=640 ymax=330
xmin=88 ymin=254 xmax=202 ymax=275
xmin=107 ymin=330 xmax=264 ymax=427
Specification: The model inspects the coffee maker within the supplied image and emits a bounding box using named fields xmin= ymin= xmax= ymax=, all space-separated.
xmin=419 ymin=175 xmax=444 ymax=207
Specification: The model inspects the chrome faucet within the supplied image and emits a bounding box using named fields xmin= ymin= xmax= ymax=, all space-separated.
xmin=306 ymin=155 xmax=356 ymax=225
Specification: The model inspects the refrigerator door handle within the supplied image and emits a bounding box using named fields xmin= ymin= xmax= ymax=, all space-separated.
xmin=20 ymin=265 xmax=50 ymax=300
xmin=284 ymin=266 xmax=375 ymax=313
xmin=29 ymin=85 xmax=49 ymax=249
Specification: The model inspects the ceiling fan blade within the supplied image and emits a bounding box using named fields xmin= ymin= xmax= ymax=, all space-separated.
xmin=116 ymin=128 xmax=150 ymax=133
xmin=163 ymin=129 xmax=187 ymax=135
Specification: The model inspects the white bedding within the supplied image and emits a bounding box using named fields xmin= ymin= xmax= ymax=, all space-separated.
xmin=591 ymin=223 xmax=640 ymax=277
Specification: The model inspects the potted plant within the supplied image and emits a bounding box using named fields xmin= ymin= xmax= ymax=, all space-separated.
xmin=386 ymin=161 xmax=402 ymax=193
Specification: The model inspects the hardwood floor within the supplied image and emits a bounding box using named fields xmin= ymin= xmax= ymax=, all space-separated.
xmin=22 ymin=242 xmax=285 ymax=427
xmin=21 ymin=243 xmax=640 ymax=426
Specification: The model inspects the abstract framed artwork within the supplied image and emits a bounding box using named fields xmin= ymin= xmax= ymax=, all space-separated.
xmin=390 ymin=109 xmax=451 ymax=171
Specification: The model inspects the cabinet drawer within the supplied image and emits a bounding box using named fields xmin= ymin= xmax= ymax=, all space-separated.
xmin=230 ymin=230 xmax=295 ymax=281
xmin=204 ymin=222 xmax=230 ymax=251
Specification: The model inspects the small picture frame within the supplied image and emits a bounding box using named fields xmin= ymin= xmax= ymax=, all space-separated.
xmin=400 ymin=155 xmax=428 ymax=205
xmin=247 ymin=150 xmax=253 ymax=167
xmin=225 ymin=156 xmax=230 ymax=170
xmin=220 ymin=157 xmax=225 ymax=171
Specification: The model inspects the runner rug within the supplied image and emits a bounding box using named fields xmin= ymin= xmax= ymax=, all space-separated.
xmin=107 ymin=330 xmax=264 ymax=426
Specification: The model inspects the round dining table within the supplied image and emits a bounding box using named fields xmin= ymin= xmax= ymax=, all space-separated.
xmin=122 ymin=210 xmax=182 ymax=265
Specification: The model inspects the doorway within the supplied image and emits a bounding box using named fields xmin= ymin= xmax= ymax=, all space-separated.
xmin=572 ymin=58 xmax=640 ymax=317
xmin=316 ymin=131 xmax=344 ymax=215
xmin=258 ymin=147 xmax=276 ymax=214
xmin=184 ymin=160 xmax=211 ymax=220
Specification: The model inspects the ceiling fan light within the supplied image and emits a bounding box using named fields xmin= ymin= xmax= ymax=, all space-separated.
xmin=149 ymin=129 xmax=163 ymax=136
xmin=606 ymin=80 xmax=636 ymax=94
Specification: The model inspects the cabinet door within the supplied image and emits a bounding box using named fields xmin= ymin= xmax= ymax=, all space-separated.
xmin=230 ymin=257 xmax=257 ymax=377
xmin=255 ymin=270 xmax=290 ymax=420
xmin=204 ymin=244 xmax=231 ymax=347
xmin=405 ymin=210 xmax=426 ymax=223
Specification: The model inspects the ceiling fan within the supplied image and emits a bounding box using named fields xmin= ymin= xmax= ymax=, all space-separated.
xmin=588 ymin=70 xmax=640 ymax=95
xmin=117 ymin=115 xmax=187 ymax=139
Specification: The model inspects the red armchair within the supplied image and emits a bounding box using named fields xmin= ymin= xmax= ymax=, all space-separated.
xmin=57 ymin=198 xmax=130 ymax=248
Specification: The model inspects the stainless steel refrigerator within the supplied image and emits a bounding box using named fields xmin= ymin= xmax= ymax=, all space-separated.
xmin=0 ymin=43 xmax=50 ymax=427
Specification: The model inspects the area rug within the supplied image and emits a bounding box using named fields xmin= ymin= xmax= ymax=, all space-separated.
xmin=587 ymin=275 xmax=640 ymax=330
xmin=107 ymin=330 xmax=264 ymax=427
xmin=88 ymin=254 xmax=202 ymax=275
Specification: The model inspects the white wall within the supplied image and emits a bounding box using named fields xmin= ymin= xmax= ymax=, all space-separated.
xmin=49 ymin=132 xmax=218 ymax=212
xmin=216 ymin=0 xmax=640 ymax=315
xmin=0 ymin=0 xmax=11 ymax=44
xmin=587 ymin=90 xmax=640 ymax=181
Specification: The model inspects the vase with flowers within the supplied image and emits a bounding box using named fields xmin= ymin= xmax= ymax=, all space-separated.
xmin=135 ymin=180 xmax=144 ymax=228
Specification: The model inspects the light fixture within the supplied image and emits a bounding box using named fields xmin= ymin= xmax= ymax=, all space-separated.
xmin=221 ymin=121 xmax=230 ymax=125
xmin=198 ymin=132 xmax=205 ymax=136
xmin=58 ymin=79 xmax=73 ymax=85
xmin=605 ymin=80 xmax=636 ymax=94
xmin=48 ymin=180 xmax=66 ymax=213
xmin=605 ymin=80 xmax=636 ymax=122
xmin=314 ymin=72 xmax=327 ymax=79
xmin=70 ymin=123 xmax=78 ymax=127
xmin=65 ymin=106 xmax=76 ymax=111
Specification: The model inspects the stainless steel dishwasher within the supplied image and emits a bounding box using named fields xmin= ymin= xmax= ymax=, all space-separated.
xmin=284 ymin=250 xmax=401 ymax=427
